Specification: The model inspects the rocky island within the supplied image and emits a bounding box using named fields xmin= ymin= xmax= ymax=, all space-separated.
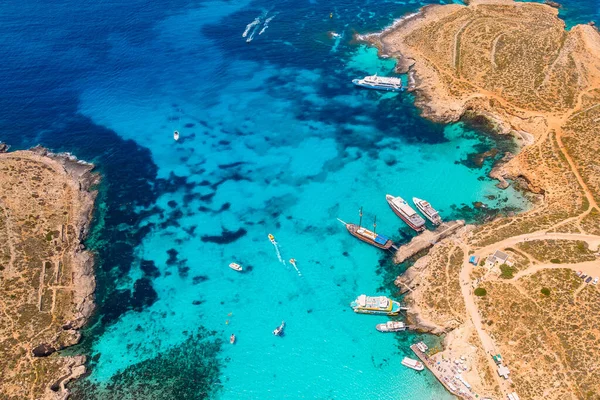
xmin=364 ymin=0 xmax=600 ymax=399
xmin=0 ymin=146 xmax=98 ymax=399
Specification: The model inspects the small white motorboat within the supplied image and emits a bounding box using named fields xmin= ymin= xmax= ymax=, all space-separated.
xmin=416 ymin=341 xmax=429 ymax=353
xmin=173 ymin=130 xmax=180 ymax=141
xmin=268 ymin=233 xmax=277 ymax=244
xmin=273 ymin=320 xmax=285 ymax=336
xmin=230 ymin=334 xmax=236 ymax=344
xmin=401 ymin=357 xmax=424 ymax=371
xmin=229 ymin=262 xmax=242 ymax=272
xmin=376 ymin=321 xmax=406 ymax=332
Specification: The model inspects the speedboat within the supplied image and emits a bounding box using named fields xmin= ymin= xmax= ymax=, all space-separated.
xmin=289 ymin=258 xmax=297 ymax=267
xmin=401 ymin=357 xmax=424 ymax=371
xmin=173 ymin=130 xmax=180 ymax=141
xmin=230 ymin=334 xmax=236 ymax=344
xmin=229 ymin=262 xmax=242 ymax=272
xmin=268 ymin=233 xmax=277 ymax=244
xmin=273 ymin=320 xmax=285 ymax=336
xmin=376 ymin=321 xmax=406 ymax=332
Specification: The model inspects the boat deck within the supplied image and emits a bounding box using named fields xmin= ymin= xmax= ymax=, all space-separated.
xmin=410 ymin=344 xmax=477 ymax=400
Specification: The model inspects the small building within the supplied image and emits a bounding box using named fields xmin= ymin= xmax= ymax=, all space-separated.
xmin=487 ymin=250 xmax=510 ymax=266
xmin=497 ymin=364 xmax=510 ymax=379
xmin=469 ymin=255 xmax=480 ymax=265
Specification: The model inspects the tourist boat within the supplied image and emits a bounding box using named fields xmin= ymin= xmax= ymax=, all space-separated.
xmin=273 ymin=321 xmax=285 ymax=336
xmin=416 ymin=341 xmax=428 ymax=353
xmin=413 ymin=197 xmax=442 ymax=225
xmin=386 ymin=194 xmax=426 ymax=232
xmin=337 ymin=208 xmax=393 ymax=250
xmin=401 ymin=357 xmax=424 ymax=371
xmin=268 ymin=234 xmax=277 ymax=244
xmin=230 ymin=334 xmax=236 ymax=344
xmin=229 ymin=262 xmax=242 ymax=272
xmin=376 ymin=321 xmax=407 ymax=332
xmin=173 ymin=130 xmax=180 ymax=141
xmin=352 ymin=74 xmax=403 ymax=92
xmin=350 ymin=295 xmax=402 ymax=316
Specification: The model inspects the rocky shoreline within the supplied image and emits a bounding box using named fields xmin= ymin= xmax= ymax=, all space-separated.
xmin=0 ymin=144 xmax=99 ymax=399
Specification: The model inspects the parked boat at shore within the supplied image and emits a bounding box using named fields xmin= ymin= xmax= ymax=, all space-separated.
xmin=337 ymin=207 xmax=393 ymax=250
xmin=416 ymin=341 xmax=428 ymax=353
xmin=413 ymin=197 xmax=442 ymax=225
xmin=351 ymin=295 xmax=402 ymax=316
xmin=352 ymin=74 xmax=403 ymax=92
xmin=401 ymin=357 xmax=424 ymax=371
xmin=386 ymin=194 xmax=426 ymax=232
xmin=376 ymin=321 xmax=406 ymax=332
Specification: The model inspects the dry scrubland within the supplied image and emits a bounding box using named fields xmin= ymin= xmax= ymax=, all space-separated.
xmin=0 ymin=150 xmax=98 ymax=400
xmin=376 ymin=0 xmax=600 ymax=398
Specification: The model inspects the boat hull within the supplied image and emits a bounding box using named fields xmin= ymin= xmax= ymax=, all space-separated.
xmin=350 ymin=299 xmax=402 ymax=316
xmin=376 ymin=324 xmax=406 ymax=332
xmin=386 ymin=200 xmax=425 ymax=232
xmin=352 ymin=79 xmax=403 ymax=92
xmin=345 ymin=223 xmax=393 ymax=250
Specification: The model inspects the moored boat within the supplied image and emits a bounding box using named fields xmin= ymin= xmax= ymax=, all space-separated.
xmin=416 ymin=341 xmax=428 ymax=353
xmin=413 ymin=197 xmax=442 ymax=225
xmin=352 ymin=74 xmax=403 ymax=92
xmin=401 ymin=357 xmax=424 ymax=371
xmin=350 ymin=295 xmax=402 ymax=316
xmin=230 ymin=334 xmax=236 ymax=344
xmin=386 ymin=194 xmax=426 ymax=232
xmin=273 ymin=320 xmax=285 ymax=336
xmin=337 ymin=208 xmax=393 ymax=250
xmin=229 ymin=262 xmax=243 ymax=272
xmin=376 ymin=321 xmax=407 ymax=332
xmin=173 ymin=130 xmax=180 ymax=141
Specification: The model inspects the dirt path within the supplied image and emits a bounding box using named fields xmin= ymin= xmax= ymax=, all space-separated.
xmin=474 ymin=232 xmax=600 ymax=256
xmin=511 ymin=259 xmax=600 ymax=281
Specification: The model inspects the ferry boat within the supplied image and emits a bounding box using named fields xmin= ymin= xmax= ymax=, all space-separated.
xmin=229 ymin=262 xmax=242 ymax=272
xmin=173 ymin=130 xmax=180 ymax=141
xmin=352 ymin=74 xmax=403 ymax=92
xmin=350 ymin=295 xmax=402 ymax=316
xmin=273 ymin=321 xmax=285 ymax=336
xmin=386 ymin=194 xmax=426 ymax=232
xmin=413 ymin=197 xmax=442 ymax=225
xmin=376 ymin=321 xmax=407 ymax=332
xmin=401 ymin=357 xmax=424 ymax=371
xmin=337 ymin=208 xmax=393 ymax=250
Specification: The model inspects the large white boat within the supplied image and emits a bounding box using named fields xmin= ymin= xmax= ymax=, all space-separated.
xmin=376 ymin=321 xmax=406 ymax=332
xmin=401 ymin=357 xmax=424 ymax=371
xmin=386 ymin=194 xmax=426 ymax=232
xmin=413 ymin=197 xmax=442 ymax=225
xmin=350 ymin=295 xmax=402 ymax=316
xmin=352 ymin=74 xmax=403 ymax=92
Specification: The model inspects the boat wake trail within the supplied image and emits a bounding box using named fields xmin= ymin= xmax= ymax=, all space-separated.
xmin=242 ymin=17 xmax=260 ymax=38
xmin=259 ymin=15 xmax=276 ymax=35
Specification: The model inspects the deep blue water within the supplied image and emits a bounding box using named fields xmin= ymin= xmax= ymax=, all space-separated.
xmin=0 ymin=0 xmax=597 ymax=399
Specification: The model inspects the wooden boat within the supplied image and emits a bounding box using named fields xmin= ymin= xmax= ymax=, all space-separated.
xmin=229 ymin=262 xmax=242 ymax=272
xmin=338 ymin=208 xmax=393 ymax=250
xmin=230 ymin=334 xmax=236 ymax=344
xmin=173 ymin=130 xmax=180 ymax=141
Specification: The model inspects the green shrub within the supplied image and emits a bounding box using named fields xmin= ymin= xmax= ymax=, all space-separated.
xmin=550 ymin=258 xmax=561 ymax=264
xmin=474 ymin=287 xmax=487 ymax=296
xmin=541 ymin=287 xmax=551 ymax=296
xmin=499 ymin=264 xmax=516 ymax=279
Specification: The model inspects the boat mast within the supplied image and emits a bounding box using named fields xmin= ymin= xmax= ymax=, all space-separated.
xmin=373 ymin=215 xmax=377 ymax=233
xmin=359 ymin=207 xmax=363 ymax=228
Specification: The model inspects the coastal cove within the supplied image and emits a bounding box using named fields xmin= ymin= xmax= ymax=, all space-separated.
xmin=0 ymin=0 xmax=598 ymax=399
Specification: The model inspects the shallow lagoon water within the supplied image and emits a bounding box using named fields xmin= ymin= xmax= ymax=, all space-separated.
xmin=0 ymin=0 xmax=597 ymax=398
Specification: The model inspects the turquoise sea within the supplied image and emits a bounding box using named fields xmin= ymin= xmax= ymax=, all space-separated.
xmin=0 ymin=0 xmax=597 ymax=398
